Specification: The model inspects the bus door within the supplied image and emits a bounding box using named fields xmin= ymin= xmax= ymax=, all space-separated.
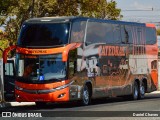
xmin=151 ymin=60 xmax=158 ymax=88
xmin=0 ymin=59 xmax=3 ymax=102
xmin=4 ymin=59 xmax=15 ymax=101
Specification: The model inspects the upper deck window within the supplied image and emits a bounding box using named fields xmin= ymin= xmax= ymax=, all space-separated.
xmin=70 ymin=21 xmax=87 ymax=43
xmin=146 ymin=27 xmax=156 ymax=45
xmin=18 ymin=23 xmax=70 ymax=47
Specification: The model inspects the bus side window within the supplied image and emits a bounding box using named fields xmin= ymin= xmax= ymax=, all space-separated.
xmin=105 ymin=23 xmax=113 ymax=44
xmin=137 ymin=27 xmax=142 ymax=45
xmin=112 ymin=24 xmax=121 ymax=44
xmin=146 ymin=27 xmax=156 ymax=45
xmin=71 ymin=21 xmax=86 ymax=43
xmin=85 ymin=22 xmax=107 ymax=45
xmin=68 ymin=49 xmax=77 ymax=79
xmin=121 ymin=25 xmax=129 ymax=43
xmin=121 ymin=25 xmax=132 ymax=44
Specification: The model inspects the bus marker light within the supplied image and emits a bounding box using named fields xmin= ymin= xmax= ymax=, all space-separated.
xmin=58 ymin=93 xmax=65 ymax=98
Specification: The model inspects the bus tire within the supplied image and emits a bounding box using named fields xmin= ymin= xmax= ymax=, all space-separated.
xmin=132 ymin=81 xmax=139 ymax=100
xmin=81 ymin=85 xmax=91 ymax=106
xmin=138 ymin=82 xmax=145 ymax=99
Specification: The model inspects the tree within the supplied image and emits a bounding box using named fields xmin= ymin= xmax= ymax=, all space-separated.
xmin=0 ymin=0 xmax=122 ymax=46
xmin=105 ymin=0 xmax=122 ymax=20
xmin=157 ymin=28 xmax=160 ymax=36
xmin=0 ymin=30 xmax=9 ymax=57
xmin=80 ymin=0 xmax=122 ymax=19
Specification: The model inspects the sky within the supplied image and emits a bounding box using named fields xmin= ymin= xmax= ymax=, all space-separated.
xmin=114 ymin=0 xmax=160 ymax=23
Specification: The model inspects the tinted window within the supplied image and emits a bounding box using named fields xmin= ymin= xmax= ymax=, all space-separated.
xmin=121 ymin=25 xmax=132 ymax=44
xmin=16 ymin=54 xmax=67 ymax=83
xmin=146 ymin=27 xmax=156 ymax=44
xmin=70 ymin=21 xmax=86 ymax=43
xmin=120 ymin=25 xmax=125 ymax=43
xmin=112 ymin=24 xmax=121 ymax=43
xmin=137 ymin=27 xmax=142 ymax=44
xmin=86 ymin=22 xmax=107 ymax=45
xmin=85 ymin=22 xmax=130 ymax=46
xmin=104 ymin=23 xmax=114 ymax=44
xmin=18 ymin=23 xmax=70 ymax=47
xmin=86 ymin=22 xmax=122 ymax=45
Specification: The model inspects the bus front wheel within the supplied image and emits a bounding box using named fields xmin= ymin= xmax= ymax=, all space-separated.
xmin=81 ymin=85 xmax=91 ymax=106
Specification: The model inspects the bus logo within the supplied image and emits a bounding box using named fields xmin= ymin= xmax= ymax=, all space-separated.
xmin=99 ymin=45 xmax=126 ymax=56
xmin=39 ymin=76 xmax=44 ymax=81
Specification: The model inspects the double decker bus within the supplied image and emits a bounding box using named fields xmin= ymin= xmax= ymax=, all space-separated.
xmin=3 ymin=16 xmax=158 ymax=106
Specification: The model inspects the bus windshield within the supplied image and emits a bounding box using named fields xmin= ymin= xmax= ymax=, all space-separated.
xmin=16 ymin=54 xmax=67 ymax=83
xmin=17 ymin=23 xmax=70 ymax=47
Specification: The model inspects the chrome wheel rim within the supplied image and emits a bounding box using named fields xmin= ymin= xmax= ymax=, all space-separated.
xmin=134 ymin=85 xmax=138 ymax=99
xmin=140 ymin=85 xmax=145 ymax=96
xmin=83 ymin=88 xmax=89 ymax=104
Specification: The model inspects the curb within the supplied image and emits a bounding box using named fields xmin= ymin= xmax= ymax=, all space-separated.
xmin=150 ymin=91 xmax=160 ymax=94
xmin=0 ymin=102 xmax=35 ymax=108
xmin=9 ymin=102 xmax=35 ymax=107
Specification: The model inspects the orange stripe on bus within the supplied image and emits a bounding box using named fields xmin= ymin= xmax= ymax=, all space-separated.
xmin=16 ymin=47 xmax=65 ymax=55
xmin=16 ymin=43 xmax=82 ymax=62
xmin=15 ymin=80 xmax=70 ymax=90
xmin=146 ymin=23 xmax=155 ymax=28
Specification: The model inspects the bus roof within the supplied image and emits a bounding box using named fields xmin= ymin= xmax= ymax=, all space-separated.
xmin=25 ymin=16 xmax=151 ymax=27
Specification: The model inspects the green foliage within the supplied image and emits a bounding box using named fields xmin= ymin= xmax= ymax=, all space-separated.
xmin=36 ymin=0 xmax=79 ymax=17
xmin=0 ymin=39 xmax=9 ymax=50
xmin=157 ymin=28 xmax=160 ymax=35
xmin=0 ymin=39 xmax=9 ymax=58
xmin=106 ymin=0 xmax=122 ymax=20
xmin=80 ymin=0 xmax=122 ymax=19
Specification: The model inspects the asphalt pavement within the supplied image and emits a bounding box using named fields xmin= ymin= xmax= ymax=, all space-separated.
xmin=0 ymin=91 xmax=160 ymax=108
xmin=0 ymin=91 xmax=160 ymax=120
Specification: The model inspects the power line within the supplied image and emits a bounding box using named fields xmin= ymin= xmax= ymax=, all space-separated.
xmin=122 ymin=9 xmax=152 ymax=11
xmin=122 ymin=8 xmax=160 ymax=11
xmin=124 ymin=15 xmax=160 ymax=17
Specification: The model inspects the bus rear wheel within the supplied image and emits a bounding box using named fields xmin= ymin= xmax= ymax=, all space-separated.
xmin=132 ymin=81 xmax=139 ymax=100
xmin=138 ymin=82 xmax=145 ymax=99
xmin=81 ymin=85 xmax=91 ymax=106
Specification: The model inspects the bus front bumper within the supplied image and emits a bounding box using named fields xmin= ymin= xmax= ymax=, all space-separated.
xmin=15 ymin=81 xmax=74 ymax=102
xmin=15 ymin=87 xmax=69 ymax=102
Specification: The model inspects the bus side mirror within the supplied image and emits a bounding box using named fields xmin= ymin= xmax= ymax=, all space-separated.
xmin=3 ymin=45 xmax=16 ymax=63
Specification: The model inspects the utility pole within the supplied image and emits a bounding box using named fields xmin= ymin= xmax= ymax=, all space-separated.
xmin=0 ymin=58 xmax=5 ymax=107
xmin=159 ymin=61 xmax=160 ymax=90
